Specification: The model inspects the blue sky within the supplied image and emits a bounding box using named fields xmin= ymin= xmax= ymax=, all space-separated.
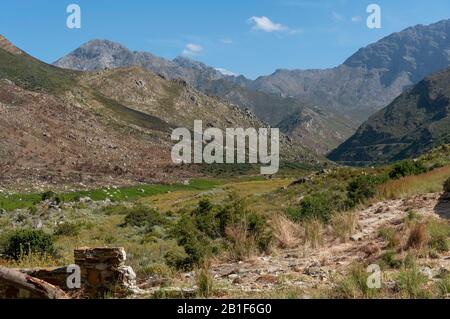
xmin=1 ymin=0 xmax=450 ymax=78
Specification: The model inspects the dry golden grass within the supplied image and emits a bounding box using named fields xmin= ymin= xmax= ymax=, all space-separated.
xmin=376 ymin=165 xmax=450 ymax=200
xmin=225 ymin=220 xmax=258 ymax=261
xmin=406 ymin=223 xmax=429 ymax=250
xmin=272 ymin=214 xmax=301 ymax=249
xmin=223 ymin=179 xmax=292 ymax=197
xmin=330 ymin=212 xmax=359 ymax=242
xmin=303 ymin=219 xmax=324 ymax=249
xmin=0 ymin=252 xmax=60 ymax=269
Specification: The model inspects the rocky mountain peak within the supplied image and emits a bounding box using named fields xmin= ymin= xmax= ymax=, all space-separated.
xmin=344 ymin=19 xmax=450 ymax=86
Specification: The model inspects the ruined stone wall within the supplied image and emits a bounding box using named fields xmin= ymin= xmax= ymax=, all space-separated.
xmin=74 ymin=247 xmax=137 ymax=297
xmin=0 ymin=247 xmax=138 ymax=299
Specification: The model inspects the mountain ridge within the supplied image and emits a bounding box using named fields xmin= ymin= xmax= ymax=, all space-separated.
xmin=0 ymin=38 xmax=323 ymax=188
xmin=328 ymin=66 xmax=450 ymax=165
xmin=54 ymin=39 xmax=357 ymax=153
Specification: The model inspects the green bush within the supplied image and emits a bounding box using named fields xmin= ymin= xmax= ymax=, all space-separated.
xmin=246 ymin=212 xmax=272 ymax=252
xmin=169 ymin=195 xmax=272 ymax=268
xmin=220 ymin=194 xmax=272 ymax=253
xmin=347 ymin=175 xmax=386 ymax=206
xmin=291 ymin=194 xmax=335 ymax=222
xmin=123 ymin=206 xmax=165 ymax=228
xmin=193 ymin=199 xmax=220 ymax=239
xmin=41 ymin=191 xmax=61 ymax=204
xmin=3 ymin=229 xmax=56 ymax=260
xmin=389 ymin=160 xmax=427 ymax=180
xmin=164 ymin=248 xmax=191 ymax=270
xmin=54 ymin=222 xmax=81 ymax=237
xmin=444 ymin=177 xmax=450 ymax=193
xmin=380 ymin=250 xmax=402 ymax=269
xmin=170 ymin=213 xmax=212 ymax=269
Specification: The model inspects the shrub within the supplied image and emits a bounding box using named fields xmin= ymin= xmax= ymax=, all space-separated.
xmin=272 ymin=215 xmax=301 ymax=249
xmin=347 ymin=175 xmax=386 ymax=206
xmin=426 ymin=219 xmax=450 ymax=253
xmin=41 ymin=191 xmax=56 ymax=201
xmin=142 ymin=263 xmax=173 ymax=279
xmin=3 ymin=229 xmax=56 ymax=260
xmin=195 ymin=261 xmax=214 ymax=298
xmin=437 ymin=274 xmax=450 ymax=297
xmin=396 ymin=267 xmax=429 ymax=298
xmin=225 ymin=220 xmax=258 ymax=260
xmin=444 ymin=177 xmax=450 ymax=193
xmin=333 ymin=263 xmax=378 ymax=299
xmin=246 ymin=212 xmax=272 ymax=252
xmin=170 ymin=213 xmax=212 ymax=269
xmin=303 ymin=219 xmax=324 ymax=248
xmin=219 ymin=194 xmax=272 ymax=256
xmin=193 ymin=199 xmax=220 ymax=239
xmin=380 ymin=250 xmax=402 ymax=269
xmin=294 ymin=194 xmax=334 ymax=222
xmin=406 ymin=223 xmax=429 ymax=250
xmin=379 ymin=227 xmax=402 ymax=249
xmin=389 ymin=160 xmax=427 ymax=180
xmin=164 ymin=249 xmax=191 ymax=270
xmin=54 ymin=222 xmax=80 ymax=237
xmin=170 ymin=195 xmax=272 ymax=267
xmin=41 ymin=191 xmax=61 ymax=204
xmin=123 ymin=206 xmax=164 ymax=228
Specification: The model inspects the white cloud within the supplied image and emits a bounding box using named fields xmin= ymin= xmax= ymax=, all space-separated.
xmin=248 ymin=16 xmax=287 ymax=32
xmin=221 ymin=38 xmax=233 ymax=44
xmin=215 ymin=68 xmax=236 ymax=76
xmin=332 ymin=11 xmax=345 ymax=23
xmin=351 ymin=16 xmax=361 ymax=23
xmin=182 ymin=43 xmax=203 ymax=56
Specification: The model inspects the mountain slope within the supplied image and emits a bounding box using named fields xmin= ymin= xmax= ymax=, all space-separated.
xmin=328 ymin=67 xmax=450 ymax=165
xmin=54 ymin=39 xmax=356 ymax=153
xmin=248 ymin=19 xmax=450 ymax=122
xmin=277 ymin=107 xmax=355 ymax=154
xmin=53 ymin=19 xmax=450 ymax=151
xmin=1 ymin=36 xmax=322 ymax=188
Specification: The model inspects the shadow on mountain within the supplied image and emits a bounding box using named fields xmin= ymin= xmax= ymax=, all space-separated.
xmin=434 ymin=193 xmax=450 ymax=219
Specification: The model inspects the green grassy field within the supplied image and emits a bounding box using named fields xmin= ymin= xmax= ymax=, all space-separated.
xmin=0 ymin=179 xmax=222 ymax=212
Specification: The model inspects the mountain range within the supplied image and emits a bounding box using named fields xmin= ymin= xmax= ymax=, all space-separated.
xmin=54 ymin=19 xmax=450 ymax=155
xmin=0 ymin=35 xmax=320 ymax=188
xmin=1 ymin=17 xmax=449 ymax=178
xmin=54 ymin=40 xmax=355 ymax=154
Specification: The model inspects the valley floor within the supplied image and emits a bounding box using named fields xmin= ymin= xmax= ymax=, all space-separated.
xmin=1 ymin=158 xmax=449 ymax=299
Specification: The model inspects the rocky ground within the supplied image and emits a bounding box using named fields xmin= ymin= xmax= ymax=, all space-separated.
xmin=136 ymin=192 xmax=450 ymax=298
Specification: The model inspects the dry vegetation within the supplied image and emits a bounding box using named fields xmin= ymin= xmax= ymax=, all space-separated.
xmin=0 ymin=146 xmax=449 ymax=299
